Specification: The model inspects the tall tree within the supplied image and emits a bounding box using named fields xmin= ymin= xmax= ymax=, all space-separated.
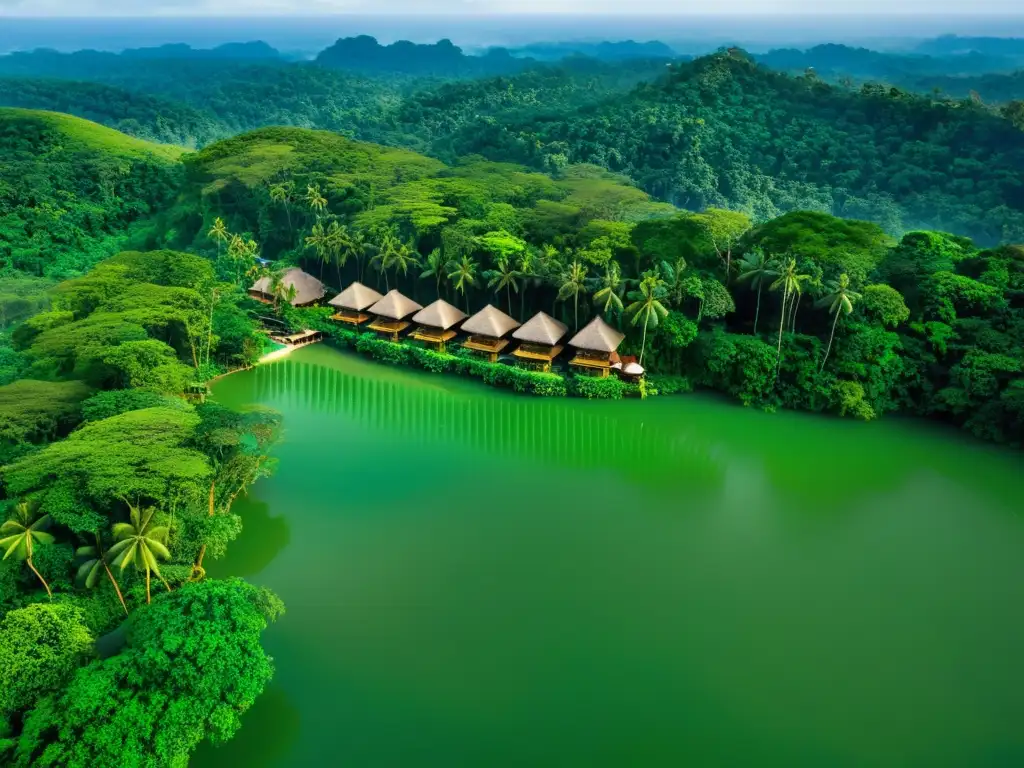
xmin=659 ymin=257 xmax=688 ymax=305
xmin=736 ymin=249 xmax=778 ymax=335
xmin=0 ymin=501 xmax=55 ymax=598
xmin=692 ymin=208 xmax=752 ymax=281
xmin=305 ymin=222 xmax=328 ymax=280
xmin=109 ymin=503 xmax=172 ymax=605
xmin=626 ymin=271 xmax=670 ymax=367
xmin=816 ymin=273 xmax=861 ymax=372
xmin=770 ymin=258 xmax=811 ymax=379
xmin=447 ymin=255 xmax=479 ymax=313
xmin=269 ymin=182 xmax=294 ymax=233
xmin=206 ymin=218 xmax=229 ymax=257
xmin=75 ymin=534 xmax=129 ymax=615
xmin=557 ymin=259 xmax=589 ymax=331
xmin=420 ymin=248 xmax=450 ymax=300
xmin=485 ymin=257 xmax=522 ymax=315
xmin=517 ymin=250 xmax=538 ymax=320
xmin=326 ymin=221 xmax=350 ymax=288
xmin=304 ymin=183 xmax=328 ymax=219
xmin=591 ymin=261 xmax=626 ymax=320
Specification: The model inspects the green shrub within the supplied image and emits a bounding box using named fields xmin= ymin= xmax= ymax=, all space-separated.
xmin=647 ymin=374 xmax=691 ymax=395
xmin=571 ymin=375 xmax=627 ymax=400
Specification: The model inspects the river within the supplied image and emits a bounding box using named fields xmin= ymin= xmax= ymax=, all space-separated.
xmin=193 ymin=343 xmax=1024 ymax=767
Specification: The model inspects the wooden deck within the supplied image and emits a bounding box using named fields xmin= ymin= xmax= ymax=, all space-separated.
xmin=463 ymin=336 xmax=509 ymax=363
xmin=368 ymin=319 xmax=411 ymax=341
xmin=512 ymin=343 xmax=564 ymax=372
xmin=331 ymin=310 xmax=371 ymax=326
xmin=272 ymin=329 xmax=323 ymax=346
xmin=569 ymin=353 xmax=613 ymax=378
xmin=409 ymin=327 xmax=457 ymax=350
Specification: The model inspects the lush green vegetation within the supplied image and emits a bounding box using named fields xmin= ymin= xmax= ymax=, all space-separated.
xmin=1 ymin=36 xmax=1023 ymax=764
xmin=0 ymin=244 xmax=282 ymax=764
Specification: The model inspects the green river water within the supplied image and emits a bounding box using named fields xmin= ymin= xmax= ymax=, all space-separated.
xmin=194 ymin=344 xmax=1024 ymax=767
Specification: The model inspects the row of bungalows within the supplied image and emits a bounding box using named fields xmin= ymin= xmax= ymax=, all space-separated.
xmin=250 ymin=269 xmax=643 ymax=378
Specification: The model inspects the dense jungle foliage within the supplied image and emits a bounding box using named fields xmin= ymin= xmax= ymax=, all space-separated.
xmin=1 ymin=36 xmax=1023 ymax=764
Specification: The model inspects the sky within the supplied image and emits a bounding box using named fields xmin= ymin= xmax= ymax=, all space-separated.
xmin=2 ymin=0 xmax=1023 ymax=15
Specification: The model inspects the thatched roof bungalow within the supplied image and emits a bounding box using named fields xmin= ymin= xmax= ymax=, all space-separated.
xmin=567 ymin=316 xmax=626 ymax=377
xmin=328 ymin=282 xmax=383 ymax=325
xmin=408 ymin=299 xmax=467 ymax=351
xmin=366 ymin=290 xmax=423 ymax=341
xmin=249 ymin=267 xmax=326 ymax=307
xmin=511 ymin=311 xmax=568 ymax=371
xmin=461 ymin=304 xmax=521 ymax=362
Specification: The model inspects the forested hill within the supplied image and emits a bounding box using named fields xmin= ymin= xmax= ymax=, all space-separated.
xmin=0 ymin=109 xmax=183 ymax=277
xmin=432 ymin=51 xmax=1024 ymax=244
xmin=315 ymin=36 xmax=530 ymax=77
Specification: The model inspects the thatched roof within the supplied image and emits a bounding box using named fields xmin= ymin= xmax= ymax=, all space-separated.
xmin=367 ymin=289 xmax=422 ymax=321
xmin=513 ymin=312 xmax=568 ymax=346
xmin=623 ymin=362 xmax=645 ymax=375
xmin=250 ymin=267 xmax=326 ymax=306
xmin=412 ymin=299 xmax=467 ymax=331
xmin=329 ymin=282 xmax=382 ymax=312
xmin=462 ymin=304 xmax=521 ymax=339
xmin=568 ymin=316 xmax=625 ymax=353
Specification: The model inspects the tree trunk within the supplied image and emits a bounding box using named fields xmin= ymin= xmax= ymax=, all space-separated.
xmin=284 ymin=203 xmax=292 ymax=234
xmin=574 ymin=293 xmax=579 ymax=331
xmin=205 ymin=290 xmax=216 ymax=367
xmin=146 ymin=568 xmax=152 ymax=605
xmin=754 ymin=283 xmax=762 ymax=335
xmin=520 ymin=288 xmax=526 ymax=321
xmin=775 ymin=287 xmax=789 ymax=381
xmin=507 ymin=285 xmax=512 ymax=315
xmin=640 ymin=314 xmax=650 ymax=367
xmin=98 ymin=534 xmax=128 ymax=614
xmin=27 ymin=557 xmax=52 ymax=599
xmin=821 ymin=310 xmax=841 ymax=372
xmin=791 ymin=292 xmax=802 ymax=332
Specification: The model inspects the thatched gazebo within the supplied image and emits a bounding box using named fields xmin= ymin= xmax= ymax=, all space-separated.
xmin=366 ymin=289 xmax=422 ymax=342
xmin=461 ymin=304 xmax=521 ymax=363
xmin=408 ymin=299 xmax=467 ymax=352
xmin=511 ymin=311 xmax=568 ymax=372
xmin=249 ymin=267 xmax=326 ymax=307
xmin=567 ymin=316 xmax=626 ymax=378
xmin=328 ymin=282 xmax=383 ymax=326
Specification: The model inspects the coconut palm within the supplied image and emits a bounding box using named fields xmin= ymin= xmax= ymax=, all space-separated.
xmin=816 ymin=273 xmax=861 ymax=372
xmin=75 ymin=534 xmax=128 ymax=614
xmin=659 ymin=257 xmax=688 ymax=305
xmin=626 ymin=271 xmax=670 ymax=367
xmin=345 ymin=228 xmax=372 ymax=283
xmin=557 ymin=259 xmax=589 ymax=331
xmin=109 ymin=503 xmax=171 ymax=605
xmin=305 ymin=222 xmax=328 ymax=279
xmin=770 ymin=258 xmax=811 ymax=379
xmin=591 ymin=261 xmax=626 ymax=319
xmin=269 ymin=182 xmax=294 ymax=233
xmin=370 ymin=233 xmax=400 ymax=291
xmin=326 ymin=221 xmax=350 ymax=288
xmin=206 ymin=217 xmax=229 ymax=256
xmin=448 ymin=255 xmax=479 ymax=313
xmin=736 ymin=249 xmax=778 ymax=335
xmin=485 ymin=257 xmax=522 ymax=315
xmin=305 ymin=183 xmax=328 ymax=218
xmin=420 ymin=248 xmax=451 ymax=300
xmin=517 ymin=250 xmax=538 ymax=319
xmin=0 ymin=501 xmax=55 ymax=598
xmin=390 ymin=240 xmax=421 ymax=289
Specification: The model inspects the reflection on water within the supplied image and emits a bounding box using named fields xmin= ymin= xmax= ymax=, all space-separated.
xmin=197 ymin=345 xmax=1024 ymax=768
xmin=246 ymin=355 xmax=723 ymax=488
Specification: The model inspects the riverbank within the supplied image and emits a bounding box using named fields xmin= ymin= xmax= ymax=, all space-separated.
xmin=280 ymin=306 xmax=690 ymax=401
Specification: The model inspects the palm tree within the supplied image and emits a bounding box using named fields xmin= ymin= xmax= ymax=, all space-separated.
xmin=390 ymin=240 xmax=421 ymax=290
xmin=448 ymin=255 xmax=479 ymax=313
xmin=370 ymin=233 xmax=400 ymax=291
xmin=485 ymin=257 xmax=522 ymax=315
xmin=207 ymin=217 xmax=229 ymax=256
xmin=517 ymin=250 xmax=538 ymax=320
xmin=326 ymin=221 xmax=350 ymax=288
xmin=269 ymin=182 xmax=294 ymax=233
xmin=305 ymin=222 xmax=328 ymax=279
xmin=735 ymin=249 xmax=778 ymax=335
xmin=0 ymin=501 xmax=54 ymax=598
xmin=659 ymin=257 xmax=688 ymax=305
xmin=557 ymin=259 xmax=589 ymax=331
xmin=626 ymin=271 xmax=670 ymax=367
xmin=591 ymin=261 xmax=626 ymax=319
xmin=347 ymin=229 xmax=372 ymax=283
xmin=109 ymin=503 xmax=171 ymax=605
xmin=770 ymin=258 xmax=811 ymax=379
xmin=305 ymin=183 xmax=328 ymax=218
xmin=420 ymin=248 xmax=450 ymax=300
xmin=816 ymin=273 xmax=861 ymax=372
xmin=75 ymin=534 xmax=128 ymax=615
